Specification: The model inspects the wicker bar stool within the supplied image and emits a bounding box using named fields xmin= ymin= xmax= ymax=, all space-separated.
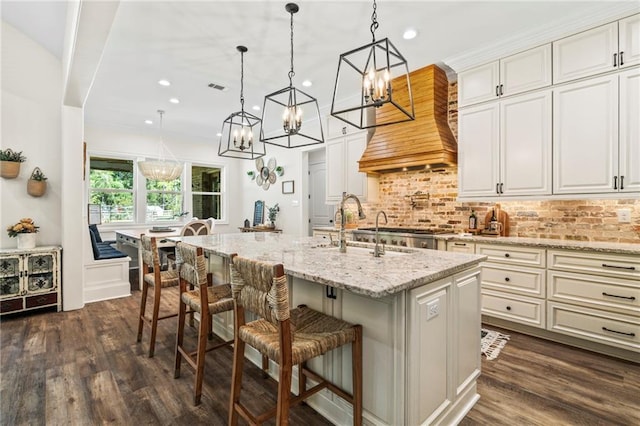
xmin=228 ymin=255 xmax=363 ymax=426
xmin=137 ymin=235 xmax=180 ymax=357
xmin=174 ymin=242 xmax=234 ymax=405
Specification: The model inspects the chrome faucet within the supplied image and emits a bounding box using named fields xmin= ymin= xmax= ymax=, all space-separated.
xmin=339 ymin=192 xmax=366 ymax=253
xmin=374 ymin=211 xmax=388 ymax=257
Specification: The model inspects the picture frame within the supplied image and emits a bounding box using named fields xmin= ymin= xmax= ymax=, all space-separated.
xmin=282 ymin=180 xmax=294 ymax=194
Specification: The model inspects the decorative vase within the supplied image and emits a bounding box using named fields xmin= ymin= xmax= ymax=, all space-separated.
xmin=1 ymin=161 xmax=20 ymax=179
xmin=17 ymin=233 xmax=37 ymax=249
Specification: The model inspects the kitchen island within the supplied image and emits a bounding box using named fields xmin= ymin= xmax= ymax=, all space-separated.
xmin=179 ymin=233 xmax=487 ymax=425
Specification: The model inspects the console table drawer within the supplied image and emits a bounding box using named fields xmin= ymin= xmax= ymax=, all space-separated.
xmin=482 ymin=290 xmax=545 ymax=328
xmin=548 ymin=271 xmax=640 ymax=316
xmin=0 ymin=298 xmax=23 ymax=313
xmin=548 ymin=250 xmax=640 ymax=280
xmin=477 ymin=244 xmax=545 ymax=267
xmin=481 ymin=263 xmax=545 ymax=297
xmin=548 ymin=302 xmax=640 ymax=352
xmin=25 ymin=292 xmax=57 ymax=309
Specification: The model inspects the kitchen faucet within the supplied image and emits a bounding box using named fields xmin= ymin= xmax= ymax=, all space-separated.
xmin=339 ymin=192 xmax=366 ymax=253
xmin=374 ymin=211 xmax=388 ymax=257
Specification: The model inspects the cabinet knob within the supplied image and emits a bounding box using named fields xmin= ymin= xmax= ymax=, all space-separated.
xmin=504 ymin=277 xmax=510 ymax=282
xmin=504 ymin=253 xmax=510 ymax=258
xmin=506 ymin=306 xmax=512 ymax=311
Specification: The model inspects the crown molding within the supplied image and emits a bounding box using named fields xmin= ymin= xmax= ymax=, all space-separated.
xmin=444 ymin=3 xmax=640 ymax=73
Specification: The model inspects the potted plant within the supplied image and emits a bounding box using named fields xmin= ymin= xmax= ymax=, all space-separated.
xmin=27 ymin=167 xmax=48 ymax=197
xmin=6 ymin=217 xmax=39 ymax=249
xmin=0 ymin=149 xmax=27 ymax=179
xmin=267 ymin=203 xmax=279 ymax=228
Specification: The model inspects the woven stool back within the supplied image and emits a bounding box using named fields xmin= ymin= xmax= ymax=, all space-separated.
xmin=176 ymin=242 xmax=207 ymax=287
xmin=140 ymin=235 xmax=160 ymax=268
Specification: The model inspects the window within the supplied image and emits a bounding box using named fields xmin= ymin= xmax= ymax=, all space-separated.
xmin=192 ymin=165 xmax=222 ymax=220
xmin=146 ymin=178 xmax=183 ymax=222
xmin=89 ymin=157 xmax=134 ymax=223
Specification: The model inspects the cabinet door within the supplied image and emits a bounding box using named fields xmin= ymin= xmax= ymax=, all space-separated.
xmin=553 ymin=22 xmax=618 ymax=84
xmin=500 ymin=90 xmax=552 ymax=196
xmin=458 ymin=103 xmax=500 ymax=198
xmin=553 ymin=75 xmax=618 ymax=194
xmin=325 ymin=137 xmax=346 ymax=202
xmin=619 ymin=14 xmax=640 ymax=69
xmin=500 ymin=44 xmax=552 ymax=97
xmin=25 ymin=252 xmax=56 ymax=294
xmin=344 ymin=132 xmax=367 ymax=198
xmin=458 ymin=62 xmax=499 ymax=107
xmin=619 ymin=68 xmax=640 ymax=192
xmin=0 ymin=255 xmax=22 ymax=299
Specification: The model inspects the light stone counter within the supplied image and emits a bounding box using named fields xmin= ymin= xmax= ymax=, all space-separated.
xmin=435 ymin=234 xmax=640 ymax=255
xmin=177 ymin=233 xmax=486 ymax=298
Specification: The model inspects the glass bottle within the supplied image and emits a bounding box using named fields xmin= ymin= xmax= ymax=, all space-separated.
xmin=469 ymin=210 xmax=477 ymax=230
xmin=489 ymin=209 xmax=498 ymax=231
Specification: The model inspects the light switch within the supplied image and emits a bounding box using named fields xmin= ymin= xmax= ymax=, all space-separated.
xmin=291 ymin=200 xmax=299 ymax=207
xmin=617 ymin=209 xmax=631 ymax=223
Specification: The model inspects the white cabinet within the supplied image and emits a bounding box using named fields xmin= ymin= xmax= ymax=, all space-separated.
xmin=553 ymin=14 xmax=640 ymax=84
xmin=447 ymin=241 xmax=476 ymax=254
xmin=458 ymin=90 xmax=552 ymax=198
xmin=554 ymin=70 xmax=639 ymax=195
xmin=0 ymin=246 xmax=62 ymax=315
xmin=326 ymin=130 xmax=378 ymax=203
xmin=458 ymin=44 xmax=551 ymax=107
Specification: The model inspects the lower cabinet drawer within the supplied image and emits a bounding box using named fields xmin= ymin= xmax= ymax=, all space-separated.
xmin=481 ymin=263 xmax=545 ymax=297
xmin=547 ymin=249 xmax=640 ymax=280
xmin=548 ymin=270 xmax=640 ymax=316
xmin=548 ymin=302 xmax=640 ymax=352
xmin=482 ymin=290 xmax=545 ymax=328
xmin=25 ymin=292 xmax=57 ymax=308
xmin=0 ymin=298 xmax=24 ymax=313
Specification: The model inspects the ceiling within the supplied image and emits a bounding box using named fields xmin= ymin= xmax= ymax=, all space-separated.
xmin=3 ymin=1 xmax=638 ymax=144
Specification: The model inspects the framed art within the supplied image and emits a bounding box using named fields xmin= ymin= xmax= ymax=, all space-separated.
xmin=282 ymin=180 xmax=294 ymax=194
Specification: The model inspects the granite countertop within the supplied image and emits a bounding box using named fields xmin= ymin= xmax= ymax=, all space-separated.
xmin=435 ymin=234 xmax=640 ymax=255
xmin=178 ymin=233 xmax=486 ymax=298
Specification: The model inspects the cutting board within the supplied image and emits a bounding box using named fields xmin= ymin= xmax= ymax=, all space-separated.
xmin=483 ymin=207 xmax=509 ymax=236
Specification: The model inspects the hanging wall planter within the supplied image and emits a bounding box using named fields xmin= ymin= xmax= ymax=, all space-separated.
xmin=27 ymin=167 xmax=47 ymax=197
xmin=0 ymin=149 xmax=27 ymax=179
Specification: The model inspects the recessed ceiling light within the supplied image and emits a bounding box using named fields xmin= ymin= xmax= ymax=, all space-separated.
xmin=403 ymin=28 xmax=417 ymax=40
xmin=302 ymin=80 xmax=312 ymax=87
xmin=158 ymin=79 xmax=171 ymax=86
xmin=144 ymin=119 xmax=153 ymax=125
xmin=169 ymin=98 xmax=180 ymax=104
xmin=252 ymin=105 xmax=261 ymax=111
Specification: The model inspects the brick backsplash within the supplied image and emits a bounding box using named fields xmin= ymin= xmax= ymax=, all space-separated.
xmin=356 ymin=82 xmax=640 ymax=243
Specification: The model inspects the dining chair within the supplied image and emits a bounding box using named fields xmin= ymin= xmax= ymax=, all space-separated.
xmin=228 ymin=254 xmax=363 ymax=425
xmin=137 ymin=235 xmax=180 ymax=357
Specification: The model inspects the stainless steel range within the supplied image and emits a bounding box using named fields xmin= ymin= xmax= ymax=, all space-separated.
xmin=351 ymin=227 xmax=446 ymax=250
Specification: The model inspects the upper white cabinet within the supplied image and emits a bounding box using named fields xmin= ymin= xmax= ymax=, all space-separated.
xmin=458 ymin=90 xmax=552 ymax=198
xmin=553 ymin=69 xmax=639 ymax=195
xmin=553 ymin=14 xmax=640 ymax=84
xmin=326 ymin=130 xmax=378 ymax=203
xmin=458 ymin=44 xmax=551 ymax=107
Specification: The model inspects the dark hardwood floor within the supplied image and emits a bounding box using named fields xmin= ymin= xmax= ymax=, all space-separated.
xmin=1 ymin=289 xmax=638 ymax=425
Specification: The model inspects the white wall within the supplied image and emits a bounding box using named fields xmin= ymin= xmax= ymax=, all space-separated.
xmin=1 ymin=21 xmax=62 ymax=249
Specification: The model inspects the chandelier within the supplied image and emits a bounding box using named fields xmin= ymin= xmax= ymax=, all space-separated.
xmin=138 ymin=110 xmax=183 ymax=181
xmin=218 ymin=46 xmax=266 ymax=160
xmin=330 ymin=0 xmax=415 ymax=129
xmin=260 ymin=3 xmax=324 ymax=148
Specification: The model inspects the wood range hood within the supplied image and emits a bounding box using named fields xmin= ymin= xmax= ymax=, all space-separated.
xmin=359 ymin=64 xmax=457 ymax=173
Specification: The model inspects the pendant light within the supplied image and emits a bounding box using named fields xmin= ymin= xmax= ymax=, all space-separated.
xmin=260 ymin=3 xmax=324 ymax=148
xmin=138 ymin=110 xmax=183 ymax=181
xmin=218 ymin=46 xmax=266 ymax=160
xmin=330 ymin=0 xmax=415 ymax=129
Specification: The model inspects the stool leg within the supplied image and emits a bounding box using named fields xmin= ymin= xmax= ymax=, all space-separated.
xmin=193 ymin=308 xmax=208 ymax=405
xmin=137 ymin=281 xmax=149 ymax=343
xmin=352 ymin=325 xmax=363 ymax=426
xmin=299 ymin=361 xmax=307 ymax=398
xmin=148 ymin=284 xmax=161 ymax=357
xmin=276 ymin=359 xmax=292 ymax=426
xmin=228 ymin=338 xmax=246 ymax=426
xmin=174 ymin=293 xmax=187 ymax=379
xmin=262 ymin=354 xmax=269 ymax=378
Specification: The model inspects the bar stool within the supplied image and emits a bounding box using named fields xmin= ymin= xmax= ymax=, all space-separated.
xmin=137 ymin=235 xmax=180 ymax=357
xmin=174 ymin=242 xmax=234 ymax=405
xmin=228 ymin=255 xmax=363 ymax=426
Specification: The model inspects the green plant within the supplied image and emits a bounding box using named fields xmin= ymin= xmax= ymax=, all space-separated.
xmin=30 ymin=168 xmax=47 ymax=181
xmin=267 ymin=203 xmax=280 ymax=223
xmin=0 ymin=149 xmax=27 ymax=162
xmin=6 ymin=218 xmax=39 ymax=237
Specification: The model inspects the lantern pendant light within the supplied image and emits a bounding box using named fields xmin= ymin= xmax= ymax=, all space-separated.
xmin=260 ymin=3 xmax=324 ymax=148
xmin=218 ymin=46 xmax=266 ymax=160
xmin=330 ymin=0 xmax=415 ymax=129
xmin=137 ymin=110 xmax=183 ymax=181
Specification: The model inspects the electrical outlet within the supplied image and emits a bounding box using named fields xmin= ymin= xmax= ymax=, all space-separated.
xmin=617 ymin=209 xmax=631 ymax=223
xmin=426 ymin=299 xmax=439 ymax=321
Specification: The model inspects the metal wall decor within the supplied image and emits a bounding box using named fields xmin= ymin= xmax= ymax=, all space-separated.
xmin=219 ymin=46 xmax=266 ymax=160
xmin=260 ymin=3 xmax=324 ymax=148
xmin=138 ymin=110 xmax=184 ymax=181
xmin=330 ymin=0 xmax=415 ymax=129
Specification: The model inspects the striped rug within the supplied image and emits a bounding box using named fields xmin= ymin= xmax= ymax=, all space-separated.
xmin=481 ymin=328 xmax=510 ymax=360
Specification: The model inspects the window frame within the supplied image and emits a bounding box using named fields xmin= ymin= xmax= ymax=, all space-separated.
xmin=88 ymin=154 xmax=136 ymax=225
xmin=189 ymin=162 xmax=227 ymax=224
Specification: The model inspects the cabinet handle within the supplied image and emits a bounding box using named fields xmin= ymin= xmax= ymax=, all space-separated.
xmin=602 ymin=327 xmax=635 ymax=337
xmin=613 ymin=176 xmax=618 ymax=190
xmin=454 ymin=243 xmax=466 ymax=246
xmin=620 ymin=51 xmax=624 ymax=66
xmin=499 ymin=84 xmax=504 ymax=96
xmin=620 ymin=176 xmax=624 ymax=190
xmin=506 ymin=305 xmax=512 ymax=311
xmin=602 ymin=292 xmax=636 ymax=301
xmin=613 ymin=53 xmax=618 ymax=67
xmin=500 ymin=183 xmax=504 ymax=194
xmin=504 ymin=277 xmax=510 ymax=282
xmin=325 ymin=286 xmax=337 ymax=299
xmin=602 ymin=263 xmax=635 ymax=271
xmin=496 ymin=85 xmax=499 ymax=97
xmin=504 ymin=253 xmax=510 ymax=258
xmin=496 ymin=183 xmax=500 ymax=194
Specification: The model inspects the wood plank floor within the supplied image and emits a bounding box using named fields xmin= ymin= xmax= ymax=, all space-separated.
xmin=1 ymin=289 xmax=638 ymax=425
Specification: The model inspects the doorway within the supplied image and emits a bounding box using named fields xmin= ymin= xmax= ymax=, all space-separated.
xmin=308 ymin=149 xmax=334 ymax=236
